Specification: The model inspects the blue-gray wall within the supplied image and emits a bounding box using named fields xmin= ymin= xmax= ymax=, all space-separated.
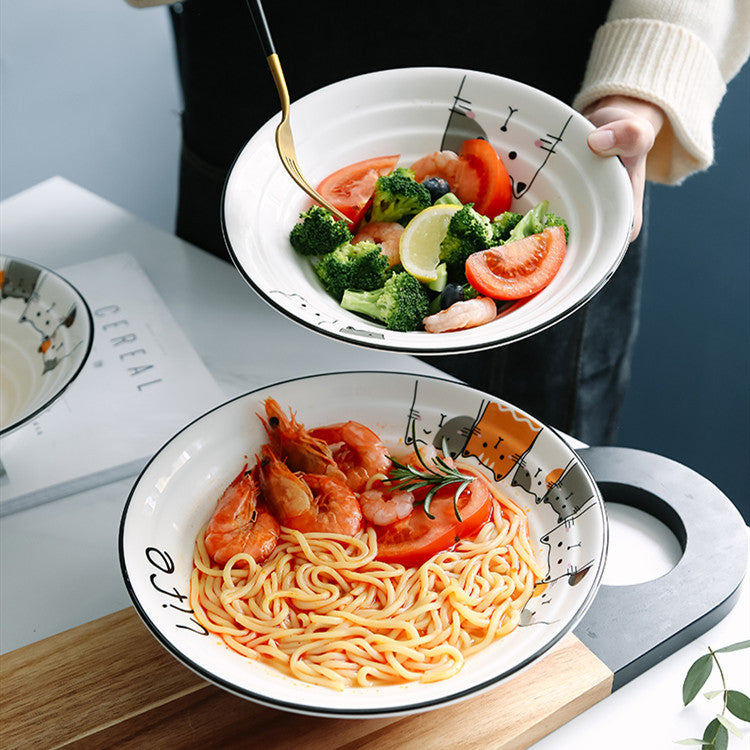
xmin=0 ymin=0 xmax=181 ymax=232
xmin=1 ymin=3 xmax=747 ymax=521
xmin=617 ymin=63 xmax=750 ymax=523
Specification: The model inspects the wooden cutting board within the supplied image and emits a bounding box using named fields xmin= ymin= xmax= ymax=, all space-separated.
xmin=0 ymin=608 xmax=612 ymax=750
xmin=1 ymin=448 xmax=745 ymax=749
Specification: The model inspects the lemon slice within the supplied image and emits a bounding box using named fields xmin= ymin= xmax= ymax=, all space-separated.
xmin=399 ymin=203 xmax=461 ymax=282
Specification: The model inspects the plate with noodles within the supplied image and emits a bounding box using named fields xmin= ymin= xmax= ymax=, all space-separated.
xmin=119 ymin=371 xmax=607 ymax=717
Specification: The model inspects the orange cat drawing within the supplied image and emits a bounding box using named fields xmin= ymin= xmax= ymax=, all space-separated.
xmin=461 ymin=400 xmax=542 ymax=481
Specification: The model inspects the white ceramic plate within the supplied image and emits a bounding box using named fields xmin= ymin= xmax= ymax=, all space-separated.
xmin=120 ymin=371 xmax=608 ymax=717
xmin=223 ymin=67 xmax=633 ymax=355
xmin=0 ymin=255 xmax=93 ymax=435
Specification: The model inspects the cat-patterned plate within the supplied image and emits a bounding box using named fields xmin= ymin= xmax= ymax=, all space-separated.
xmin=0 ymin=255 xmax=93 ymax=435
xmin=120 ymin=371 xmax=607 ymax=717
xmin=223 ymin=67 xmax=633 ymax=355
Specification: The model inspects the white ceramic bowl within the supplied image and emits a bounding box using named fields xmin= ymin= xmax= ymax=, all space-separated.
xmin=120 ymin=371 xmax=608 ymax=717
xmin=223 ymin=67 xmax=633 ymax=355
xmin=0 ymin=256 xmax=93 ymax=435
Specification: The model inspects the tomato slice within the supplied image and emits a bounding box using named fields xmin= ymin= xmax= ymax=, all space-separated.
xmin=375 ymin=478 xmax=493 ymax=568
xmin=465 ymin=225 xmax=566 ymax=300
xmin=316 ymin=155 xmax=400 ymax=226
xmin=460 ymin=139 xmax=512 ymax=218
xmin=410 ymin=140 xmax=512 ymax=219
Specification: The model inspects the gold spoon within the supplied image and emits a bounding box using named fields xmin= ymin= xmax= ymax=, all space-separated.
xmin=246 ymin=0 xmax=350 ymax=223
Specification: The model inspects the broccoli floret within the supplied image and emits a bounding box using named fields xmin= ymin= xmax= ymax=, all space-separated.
xmin=506 ymin=200 xmax=570 ymax=244
xmin=462 ymin=282 xmax=480 ymax=300
xmin=340 ymin=271 xmax=430 ymax=331
xmin=506 ymin=200 xmax=549 ymax=242
xmin=370 ymin=168 xmax=432 ymax=223
xmin=439 ymin=204 xmax=493 ymax=276
xmin=543 ymin=212 xmax=570 ymax=242
xmin=491 ymin=211 xmax=523 ymax=244
xmin=314 ymin=241 xmax=390 ymax=300
xmin=290 ymin=205 xmax=353 ymax=256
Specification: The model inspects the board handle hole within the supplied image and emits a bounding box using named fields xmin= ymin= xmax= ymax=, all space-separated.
xmin=598 ymin=482 xmax=685 ymax=586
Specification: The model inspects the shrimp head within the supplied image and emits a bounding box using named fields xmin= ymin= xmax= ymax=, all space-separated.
xmin=256 ymin=444 xmax=315 ymax=522
xmin=259 ymin=398 xmax=345 ymax=480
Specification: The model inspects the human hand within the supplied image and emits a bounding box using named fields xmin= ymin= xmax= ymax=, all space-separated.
xmin=583 ymin=96 xmax=664 ymax=240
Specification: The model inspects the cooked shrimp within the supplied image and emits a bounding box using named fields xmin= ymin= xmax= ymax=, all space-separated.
xmin=204 ymin=465 xmax=280 ymax=565
xmin=256 ymin=445 xmax=362 ymax=535
xmin=360 ymin=486 xmax=415 ymax=526
xmin=309 ymin=421 xmax=391 ymax=492
xmin=409 ymin=150 xmax=461 ymax=183
xmin=292 ymin=473 xmax=363 ymax=536
xmin=353 ymin=221 xmax=404 ymax=267
xmin=256 ymin=444 xmax=315 ymax=521
xmin=259 ymin=398 xmax=345 ymax=480
xmin=423 ymin=297 xmax=498 ymax=333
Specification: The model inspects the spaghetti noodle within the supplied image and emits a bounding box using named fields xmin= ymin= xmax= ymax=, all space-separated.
xmin=190 ymin=466 xmax=542 ymax=690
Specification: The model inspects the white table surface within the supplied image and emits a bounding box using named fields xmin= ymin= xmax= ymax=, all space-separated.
xmin=1 ymin=178 xmax=747 ymax=749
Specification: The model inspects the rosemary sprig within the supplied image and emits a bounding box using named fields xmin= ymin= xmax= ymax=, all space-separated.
xmin=387 ymin=425 xmax=474 ymax=522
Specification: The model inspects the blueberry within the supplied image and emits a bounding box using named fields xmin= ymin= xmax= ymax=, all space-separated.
xmin=440 ymin=283 xmax=464 ymax=309
xmin=422 ymin=177 xmax=451 ymax=203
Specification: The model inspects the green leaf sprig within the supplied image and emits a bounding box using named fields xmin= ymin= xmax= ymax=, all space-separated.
xmin=675 ymin=640 xmax=750 ymax=749
xmin=387 ymin=425 xmax=474 ymax=522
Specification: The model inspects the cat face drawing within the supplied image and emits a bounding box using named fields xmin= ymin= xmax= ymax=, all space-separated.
xmin=461 ymin=400 xmax=543 ymax=482
xmin=1 ymin=259 xmax=42 ymax=302
xmin=538 ymin=498 xmax=599 ymax=585
xmin=397 ymin=380 xmax=478 ymax=456
xmin=537 ymin=458 xmax=596 ymax=523
xmin=9 ymin=270 xmax=81 ymax=376
xmin=519 ymin=578 xmax=562 ymax=627
xmin=507 ymin=425 xmax=568 ymax=505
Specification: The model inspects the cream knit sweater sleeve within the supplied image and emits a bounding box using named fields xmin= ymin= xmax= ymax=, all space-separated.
xmin=572 ymin=0 xmax=750 ymax=184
